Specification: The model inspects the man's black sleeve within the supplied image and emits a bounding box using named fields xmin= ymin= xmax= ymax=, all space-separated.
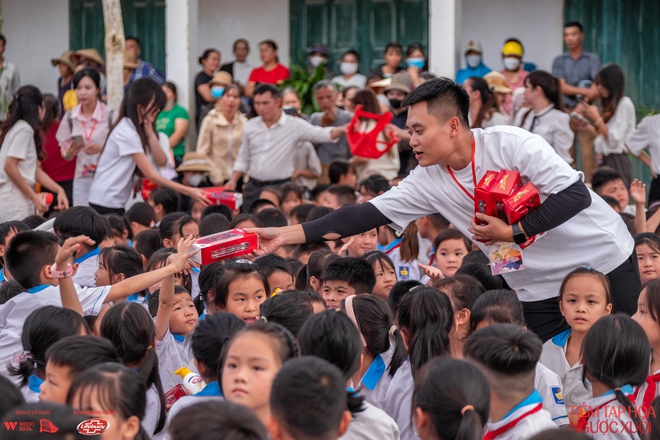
xmin=520 ymin=180 xmax=592 ymax=237
xmin=301 ymin=203 xmax=391 ymax=242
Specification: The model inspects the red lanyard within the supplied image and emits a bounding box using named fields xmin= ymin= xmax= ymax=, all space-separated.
xmin=633 ymin=373 xmax=660 ymax=414
xmin=447 ymin=138 xmax=476 ymax=201
xmin=483 ymin=403 xmax=542 ymax=440
xmin=575 ymin=398 xmax=617 ymax=433
xmin=81 ymin=120 xmax=98 ymax=142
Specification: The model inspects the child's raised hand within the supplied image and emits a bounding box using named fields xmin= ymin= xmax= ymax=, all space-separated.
xmin=630 ymin=179 xmax=646 ymax=205
xmin=417 ymin=262 xmax=444 ymax=281
xmin=56 ymin=236 xmax=95 ymax=267
xmin=169 ymin=234 xmax=199 ymax=273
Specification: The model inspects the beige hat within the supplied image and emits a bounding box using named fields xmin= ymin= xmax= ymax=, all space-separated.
xmin=464 ymin=40 xmax=483 ymax=54
xmin=484 ymin=71 xmax=512 ymax=94
xmin=72 ymin=48 xmax=105 ymax=68
xmin=209 ymin=71 xmax=233 ymax=86
xmin=368 ymin=77 xmax=392 ymax=89
xmin=51 ymin=50 xmax=75 ymax=72
xmin=176 ymin=152 xmax=212 ymax=173
xmin=124 ymin=50 xmax=139 ymax=70
xmin=385 ymin=73 xmax=413 ymax=94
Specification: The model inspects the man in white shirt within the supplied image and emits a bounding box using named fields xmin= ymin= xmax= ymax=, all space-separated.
xmin=227 ymin=83 xmax=347 ymax=212
xmin=248 ymin=77 xmax=639 ymax=342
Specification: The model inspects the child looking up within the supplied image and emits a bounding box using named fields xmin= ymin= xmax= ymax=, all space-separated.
xmin=212 ymin=260 xmax=269 ymax=323
xmin=321 ymin=257 xmax=376 ymax=308
xmin=636 ymin=233 xmax=660 ymax=285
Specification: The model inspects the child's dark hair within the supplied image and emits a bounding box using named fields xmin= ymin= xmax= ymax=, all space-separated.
xmin=329 ymin=160 xmax=354 ymax=185
xmin=0 ymin=278 xmax=26 ymax=304
xmin=126 ymin=202 xmax=156 ymax=228
xmin=114 ymin=78 xmax=166 ymax=154
xmin=291 ymin=203 xmax=315 ymax=224
xmin=0 ymin=220 xmax=29 ymax=248
xmin=229 ymin=213 xmax=262 ymax=229
xmin=642 ymin=279 xmax=660 ymax=324
xmin=198 ymin=261 xmax=226 ymax=307
xmin=345 ymin=294 xmax=406 ymax=377
xmin=298 ymin=311 xmax=366 ymax=415
xmin=398 ymin=287 xmax=454 ymax=377
xmin=636 ymin=233 xmax=660 ymax=256
xmin=45 ymin=335 xmax=120 ymax=376
xmin=426 ymin=213 xmax=450 ymax=232
xmin=192 ymin=312 xmax=245 ymax=379
xmin=362 ymin=250 xmax=395 ymax=275
xmin=9 ymin=306 xmax=89 ymax=386
xmin=159 ymin=212 xmax=186 ymax=246
xmin=306 ymin=249 xmax=340 ymax=287
xmin=271 ymin=356 xmax=350 ymax=439
xmin=169 ymin=400 xmax=268 ymax=440
xmin=323 ymin=257 xmax=376 ymax=294
xmin=99 ymin=245 xmax=144 ymax=284
xmin=311 ymin=184 xmax=330 ymax=203
xmin=558 ymin=266 xmax=612 ymax=305
xmin=20 ymin=215 xmax=47 ymax=229
xmin=5 ymin=231 xmax=59 ymax=288
xmin=201 ymin=203 xmax=233 ymax=222
xmin=249 ymin=199 xmax=277 ymax=215
xmin=591 ymin=166 xmax=624 ymax=194
xmin=359 ymin=174 xmax=390 ymax=197
xmin=280 ymin=183 xmax=303 ymax=203
xmin=433 ymin=228 xmax=471 ymax=254
xmin=581 ymin=314 xmax=649 ymax=437
xmin=601 ymin=195 xmax=620 ymax=211
xmin=99 ymin=302 xmax=166 ymax=435
xmin=470 ymin=289 xmax=524 ymax=332
xmin=384 ymin=41 xmax=403 ymax=55
xmin=0 ymin=375 xmax=25 ymax=421
xmin=293 ymin=242 xmax=329 ymax=262
xmin=0 ymin=85 xmax=45 ymax=161
xmin=213 ymin=260 xmax=270 ymax=310
xmin=327 ymin=184 xmax=357 ymax=206
xmin=260 ymin=290 xmax=314 ymax=337
xmin=254 ymin=254 xmax=294 ymax=286
xmin=133 ymin=229 xmax=161 ymax=262
xmin=67 ymin=362 xmax=149 ymax=440
xmin=148 ymin=285 xmax=191 ymax=317
xmin=106 ymin=213 xmax=133 ymax=241
xmin=387 ymin=280 xmax=422 ymax=319
xmin=414 ymin=357 xmax=490 ymax=440
xmin=255 ymin=208 xmax=288 ymax=228
xmin=0 ymin=402 xmax=87 ymax=440
xmin=287 ymin=257 xmax=303 ymax=279
xmin=178 ymin=214 xmax=197 ymax=237
xmin=199 ymin=213 xmax=230 ymax=236
xmin=434 ymin=274 xmax=485 ymax=313
xmin=53 ymin=206 xmax=107 ymax=248
xmin=454 ymin=263 xmax=504 ymax=291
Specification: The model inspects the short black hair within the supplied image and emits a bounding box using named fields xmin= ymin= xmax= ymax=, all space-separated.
xmin=260 ymin=290 xmax=314 ymax=337
xmin=54 ymin=206 xmax=107 ymax=246
xmin=322 ymin=257 xmax=376 ymax=294
xmin=0 ymin=34 xmax=6 ymax=45
xmin=455 ymin=263 xmax=504 ymax=291
xmin=469 ymin=289 xmax=524 ymax=332
xmin=384 ymin=42 xmax=403 ymax=55
xmin=0 ymin=375 xmax=25 ymax=420
xmin=342 ymin=49 xmax=360 ymax=63
xmin=159 ymin=212 xmax=186 ymax=245
xmin=592 ymin=167 xmax=624 ymax=194
xmin=201 ymin=203 xmax=232 ymax=222
xmin=327 ymin=185 xmax=357 ymax=206
xmin=249 ymin=199 xmax=277 ymax=215
xmin=126 ymin=202 xmax=156 ymax=228
xmin=291 ymin=203 xmax=315 ymax=224
xmin=6 ymin=231 xmax=59 ymax=288
xmin=359 ymin=174 xmax=389 ymax=196
xmin=564 ymin=21 xmax=584 ymax=32
xmin=149 ymin=186 xmax=179 ymax=215
xmin=106 ymin=213 xmax=133 ymax=241
xmin=426 ymin=213 xmax=450 ymax=231
xmin=255 ymin=208 xmax=288 ymax=228
xmin=126 ymin=36 xmax=141 ymax=47
xmin=0 ymin=279 xmax=25 ymax=304
xmin=192 ymin=312 xmax=245 ymax=377
xmin=270 ymin=356 xmax=348 ymax=439
xmin=46 ymin=335 xmax=120 ymax=375
xmin=601 ymin=195 xmax=620 ymax=210
xmin=306 ymin=206 xmax=333 ymax=222
xmin=170 ymin=400 xmax=268 ymax=440
xmin=294 ymin=242 xmax=330 ymax=261
xmin=387 ymin=280 xmax=422 ymax=318
xmin=254 ymin=253 xmax=294 ymax=280
xmin=401 ymin=77 xmax=470 ymax=127
xmin=178 ymin=215 xmax=197 ymax=237
xmin=328 ymin=160 xmax=354 ymax=185
xmin=200 ymin=213 xmax=230 ymax=236
xmin=433 ymin=228 xmax=471 ymax=253
xmin=133 ymin=229 xmax=161 ymax=261
xmin=229 ymin=213 xmax=262 ymax=229
xmin=310 ymin=184 xmax=330 ymax=202
xmin=254 ymin=83 xmax=282 ymax=100
xmin=20 ymin=215 xmax=47 ymax=229
xmin=0 ymin=220 xmax=29 ymax=246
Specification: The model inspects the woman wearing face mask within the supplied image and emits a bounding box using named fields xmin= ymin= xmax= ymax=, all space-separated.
xmin=456 ymin=40 xmax=492 ymax=85
xmin=173 ymin=152 xmax=214 ymax=214
xmin=194 ymin=49 xmax=221 ymax=126
xmin=499 ymin=38 xmax=528 ymax=116
xmin=196 ymin=71 xmax=234 ymax=130
xmin=156 ymin=81 xmax=190 ymax=166
xmin=332 ymin=50 xmax=367 ymax=90
xmin=405 ymin=43 xmax=427 ymax=87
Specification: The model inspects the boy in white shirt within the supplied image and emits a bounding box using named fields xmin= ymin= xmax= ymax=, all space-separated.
xmin=464 ymin=323 xmax=556 ymax=440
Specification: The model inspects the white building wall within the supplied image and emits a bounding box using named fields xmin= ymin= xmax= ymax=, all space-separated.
xmin=4 ymin=0 xmax=69 ymax=95
xmin=197 ymin=0 xmax=290 ymax=71
xmin=460 ymin=0 xmax=563 ymax=74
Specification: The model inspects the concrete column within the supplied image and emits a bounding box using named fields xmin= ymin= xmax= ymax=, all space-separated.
xmin=428 ymin=0 xmax=462 ymax=80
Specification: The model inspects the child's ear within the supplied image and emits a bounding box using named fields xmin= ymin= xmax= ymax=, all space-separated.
xmin=114 ymin=273 xmax=126 ymax=283
xmin=141 ymin=255 xmax=148 ymax=269
xmin=309 ymin=276 xmax=320 ymax=292
xmin=456 ymin=309 xmax=471 ymax=326
xmin=163 ymin=238 xmax=173 ymax=248
xmin=122 ymin=229 xmax=130 ymax=241
xmin=414 ymin=407 xmax=431 ymax=439
xmin=71 ymin=263 xmax=80 ymax=277
xmin=604 ymin=302 xmax=613 ymax=315
xmin=121 ymin=415 xmax=140 ymax=439
xmin=267 ymin=416 xmax=284 ymax=440
xmin=337 ymin=410 xmax=352 ymax=437
xmin=44 ymin=264 xmax=55 ymax=281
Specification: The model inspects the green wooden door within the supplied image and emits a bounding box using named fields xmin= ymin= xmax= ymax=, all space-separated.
xmin=69 ymin=0 xmax=166 ymax=72
xmin=290 ymin=0 xmax=428 ymax=75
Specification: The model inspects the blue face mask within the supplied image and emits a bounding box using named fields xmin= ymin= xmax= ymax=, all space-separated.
xmin=407 ymin=58 xmax=425 ymax=70
xmin=211 ymin=86 xmax=225 ymax=99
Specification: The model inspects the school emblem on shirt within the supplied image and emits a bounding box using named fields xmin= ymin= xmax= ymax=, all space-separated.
xmin=399 ymin=266 xmax=410 ymax=280
xmin=551 ymin=387 xmax=564 ymax=405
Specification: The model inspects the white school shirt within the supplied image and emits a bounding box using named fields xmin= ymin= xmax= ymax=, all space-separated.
xmin=539 ymin=329 xmax=592 ymax=407
xmin=354 ymin=341 xmax=396 ymax=410
xmin=483 ymin=390 xmax=557 ymax=440
xmin=340 ymin=401 xmax=400 ymax=440
xmin=144 ymin=384 xmax=166 ymax=440
xmin=0 ymin=120 xmax=38 ymax=186
xmin=381 ymin=239 xmax=422 ymax=282
xmin=594 ymin=96 xmax=636 ymax=156
xmin=88 ymin=118 xmax=145 ymax=209
xmin=579 ymin=386 xmax=641 ymax=440
xmin=514 ymin=105 xmax=574 ymax=164
xmin=626 ymin=114 xmax=660 ymax=175
xmin=293 ymin=141 xmax=322 ymax=190
xmin=0 ymin=283 xmax=110 ymax=382
xmin=383 ymin=360 xmax=419 ymax=440
xmin=369 ymin=126 xmax=633 ymax=303
xmin=535 ymin=362 xmax=569 ymax=426
xmin=156 ymin=329 xmax=194 ymax=393
xmin=633 ymin=364 xmax=660 ymax=413
xmin=72 ymin=247 xmax=100 ymax=288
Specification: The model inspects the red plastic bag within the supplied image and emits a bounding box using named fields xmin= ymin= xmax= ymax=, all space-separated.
xmin=347 ymin=105 xmax=399 ymax=159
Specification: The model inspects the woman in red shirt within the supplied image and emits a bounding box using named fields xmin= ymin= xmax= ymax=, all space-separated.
xmin=244 ymin=40 xmax=290 ymax=98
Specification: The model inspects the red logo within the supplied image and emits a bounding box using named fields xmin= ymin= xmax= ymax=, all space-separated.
xmin=40 ymin=419 xmax=58 ymax=433
xmin=77 ymin=419 xmax=109 ymax=436
xmin=4 ymin=422 xmax=17 ymax=431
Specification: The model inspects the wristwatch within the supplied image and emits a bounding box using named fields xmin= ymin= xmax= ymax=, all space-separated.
xmin=512 ymin=222 xmax=527 ymax=245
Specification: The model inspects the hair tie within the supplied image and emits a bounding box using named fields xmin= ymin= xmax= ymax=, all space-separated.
xmin=146 ymin=345 xmax=152 ymax=351
xmin=614 ymin=387 xmax=621 ymax=392
xmin=271 ymin=288 xmax=282 ymax=298
xmin=389 ymin=325 xmax=397 ymax=336
xmin=260 ymin=316 xmax=268 ymax=322
xmin=461 ymin=405 xmax=474 ymax=415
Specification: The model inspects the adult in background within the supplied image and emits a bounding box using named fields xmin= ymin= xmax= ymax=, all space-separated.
xmin=0 ymin=33 xmax=20 ymax=121
xmin=50 ymin=51 xmax=75 ymax=117
xmin=332 ymin=50 xmax=367 ymax=90
xmin=307 ymin=44 xmax=334 ymax=79
xmin=499 ymin=38 xmax=528 ymax=116
xmin=369 ymin=42 xmax=404 ymax=79
xmin=244 ymin=40 xmax=290 ymax=98
xmin=383 ymin=73 xmax=414 ymax=176
xmin=156 ymin=81 xmax=190 ymax=166
xmin=405 ymin=43 xmax=427 ymax=88
xmin=122 ymin=50 xmax=140 ymax=94
xmin=455 ymin=40 xmax=491 ymax=85
xmin=126 ymin=36 xmax=165 ymax=84
xmin=309 ymin=80 xmax=353 ymax=184
xmin=71 ymin=49 xmax=106 ymax=91
xmin=552 ymin=21 xmax=601 ymax=183
xmin=464 ymin=76 xmax=508 ymax=129
xmin=194 ymin=48 xmax=221 ymax=126
xmin=57 ymin=67 xmax=117 ymax=207
xmin=226 ymin=84 xmax=347 ymax=212
xmin=248 ymin=78 xmax=639 ymax=342
xmin=220 ymin=38 xmax=253 ymax=95
xmin=196 ymin=71 xmax=235 ymax=129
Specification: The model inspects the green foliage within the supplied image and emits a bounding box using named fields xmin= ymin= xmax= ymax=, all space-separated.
xmin=279 ymin=63 xmax=327 ymax=116
xmin=637 ymin=104 xmax=659 ymax=123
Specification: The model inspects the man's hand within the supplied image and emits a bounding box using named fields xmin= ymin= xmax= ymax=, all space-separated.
xmin=468 ymin=213 xmax=514 ymax=246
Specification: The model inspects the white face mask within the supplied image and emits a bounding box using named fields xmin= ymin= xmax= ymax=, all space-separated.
xmin=503 ymin=57 xmax=521 ymax=71
xmin=466 ymin=54 xmax=481 ymax=68
xmin=340 ymin=62 xmax=359 ymax=75
xmin=186 ymin=173 xmax=204 ymax=187
xmin=310 ymin=56 xmax=326 ymax=68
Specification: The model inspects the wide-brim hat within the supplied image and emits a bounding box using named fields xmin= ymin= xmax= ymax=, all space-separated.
xmin=384 ymin=73 xmax=413 ymax=94
xmin=51 ymin=50 xmax=75 ymax=71
xmin=368 ymin=77 xmax=392 ymax=89
xmin=176 ymin=152 xmax=212 ymax=173
xmin=124 ymin=50 xmax=139 ymax=70
xmin=72 ymin=48 xmax=105 ymax=68
xmin=209 ymin=71 xmax=233 ymax=87
xmin=484 ymin=71 xmax=512 ymax=94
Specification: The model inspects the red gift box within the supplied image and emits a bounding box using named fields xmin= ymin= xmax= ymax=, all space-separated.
xmin=190 ymin=229 xmax=259 ymax=266
xmin=475 ymin=170 xmax=500 ymax=223
xmin=489 ymin=170 xmax=523 ymax=222
xmin=503 ymin=183 xmax=541 ymax=225
xmin=202 ymin=187 xmax=243 ymax=210
xmin=347 ymin=105 xmax=399 ymax=159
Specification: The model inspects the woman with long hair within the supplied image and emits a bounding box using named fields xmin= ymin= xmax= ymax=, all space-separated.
xmin=464 ymin=76 xmax=508 ymax=129
xmin=0 ymin=85 xmax=68 ymax=221
xmin=194 ymin=49 xmax=221 ymax=126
